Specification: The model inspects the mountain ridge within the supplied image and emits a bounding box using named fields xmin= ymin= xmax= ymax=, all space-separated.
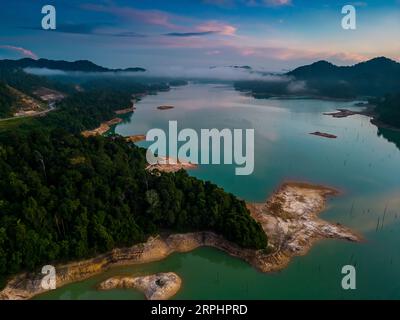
xmin=0 ymin=58 xmax=146 ymax=73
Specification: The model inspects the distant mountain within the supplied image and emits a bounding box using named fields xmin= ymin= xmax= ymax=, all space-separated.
xmin=287 ymin=57 xmax=400 ymax=97
xmin=0 ymin=58 xmax=146 ymax=73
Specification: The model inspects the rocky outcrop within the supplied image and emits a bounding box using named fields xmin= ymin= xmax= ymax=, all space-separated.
xmin=98 ymin=272 xmax=181 ymax=300
xmin=145 ymin=156 xmax=198 ymax=173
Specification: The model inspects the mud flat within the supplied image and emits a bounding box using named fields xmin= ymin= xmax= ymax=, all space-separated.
xmin=0 ymin=182 xmax=361 ymax=300
xmin=146 ymin=156 xmax=198 ymax=173
xmin=81 ymin=118 xmax=123 ymax=137
xmin=310 ymin=131 xmax=337 ymax=139
xmin=98 ymin=272 xmax=181 ymax=300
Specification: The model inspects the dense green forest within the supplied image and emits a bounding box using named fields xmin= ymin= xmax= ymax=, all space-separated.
xmin=0 ymin=68 xmax=268 ymax=289
xmin=373 ymin=94 xmax=400 ymax=128
xmin=0 ymin=129 xmax=267 ymax=288
xmin=236 ymin=57 xmax=400 ymax=99
xmin=0 ymin=83 xmax=16 ymax=118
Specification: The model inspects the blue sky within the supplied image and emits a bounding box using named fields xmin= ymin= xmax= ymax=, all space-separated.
xmin=0 ymin=0 xmax=399 ymax=71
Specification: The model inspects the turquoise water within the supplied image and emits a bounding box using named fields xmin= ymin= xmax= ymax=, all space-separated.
xmin=37 ymin=83 xmax=400 ymax=299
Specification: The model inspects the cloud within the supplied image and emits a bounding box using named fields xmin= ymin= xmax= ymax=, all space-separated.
xmin=287 ymin=80 xmax=307 ymax=93
xmin=82 ymin=3 xmax=181 ymax=29
xmin=233 ymin=44 xmax=368 ymax=63
xmin=26 ymin=23 xmax=146 ymax=38
xmin=350 ymin=2 xmax=368 ymax=7
xmin=142 ymin=65 xmax=284 ymax=80
xmin=82 ymin=3 xmax=238 ymax=37
xmin=24 ymin=68 xmax=66 ymax=76
xmin=197 ymin=21 xmax=237 ymax=36
xmin=204 ymin=0 xmax=292 ymax=7
xmin=164 ymin=31 xmax=216 ymax=37
xmin=0 ymin=45 xmax=38 ymax=59
xmin=262 ymin=0 xmax=292 ymax=6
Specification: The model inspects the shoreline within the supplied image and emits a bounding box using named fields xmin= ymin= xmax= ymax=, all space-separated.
xmin=146 ymin=156 xmax=198 ymax=173
xmin=0 ymin=181 xmax=361 ymax=300
xmin=81 ymin=117 xmax=123 ymax=137
xmin=324 ymin=105 xmax=400 ymax=132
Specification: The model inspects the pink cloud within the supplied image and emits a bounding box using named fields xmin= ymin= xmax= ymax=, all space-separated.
xmin=235 ymin=45 xmax=368 ymax=63
xmin=0 ymin=45 xmax=38 ymax=59
xmin=197 ymin=21 xmax=237 ymax=36
xmin=245 ymin=0 xmax=292 ymax=6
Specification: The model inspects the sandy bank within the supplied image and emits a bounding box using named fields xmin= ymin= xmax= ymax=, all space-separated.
xmin=115 ymin=107 xmax=136 ymax=115
xmin=125 ymin=134 xmax=146 ymax=143
xmin=98 ymin=272 xmax=181 ymax=300
xmin=81 ymin=118 xmax=123 ymax=137
xmin=0 ymin=182 xmax=361 ymax=300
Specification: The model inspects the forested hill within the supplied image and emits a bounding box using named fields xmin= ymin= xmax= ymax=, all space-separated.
xmin=0 ymin=72 xmax=268 ymax=289
xmin=0 ymin=83 xmax=16 ymax=117
xmin=0 ymin=129 xmax=267 ymax=288
xmin=0 ymin=58 xmax=146 ymax=73
xmin=287 ymin=57 xmax=400 ymax=97
xmin=373 ymin=94 xmax=400 ymax=128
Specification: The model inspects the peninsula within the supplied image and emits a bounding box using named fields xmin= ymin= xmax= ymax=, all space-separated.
xmin=0 ymin=182 xmax=361 ymax=300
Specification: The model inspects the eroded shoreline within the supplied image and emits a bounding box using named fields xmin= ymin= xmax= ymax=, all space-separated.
xmin=0 ymin=182 xmax=361 ymax=300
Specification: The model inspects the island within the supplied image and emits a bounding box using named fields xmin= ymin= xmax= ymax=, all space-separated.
xmin=157 ymin=105 xmax=175 ymax=110
xmin=0 ymin=181 xmax=361 ymax=300
xmin=309 ymin=131 xmax=337 ymax=139
xmin=98 ymin=272 xmax=181 ymax=300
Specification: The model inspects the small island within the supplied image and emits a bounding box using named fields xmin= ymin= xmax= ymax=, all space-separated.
xmin=157 ymin=105 xmax=174 ymax=110
xmin=310 ymin=131 xmax=337 ymax=139
xmin=98 ymin=272 xmax=181 ymax=300
xmin=323 ymin=109 xmax=358 ymax=118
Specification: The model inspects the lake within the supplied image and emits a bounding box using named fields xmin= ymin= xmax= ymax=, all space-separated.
xmin=37 ymin=83 xmax=400 ymax=300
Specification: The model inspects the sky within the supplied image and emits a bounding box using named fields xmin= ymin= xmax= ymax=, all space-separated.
xmin=0 ymin=0 xmax=399 ymax=71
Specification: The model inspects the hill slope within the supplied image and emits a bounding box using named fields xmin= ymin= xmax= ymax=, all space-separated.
xmin=287 ymin=57 xmax=400 ymax=97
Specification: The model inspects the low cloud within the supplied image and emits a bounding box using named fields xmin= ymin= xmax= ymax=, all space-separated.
xmin=142 ymin=65 xmax=286 ymax=81
xmin=23 ymin=68 xmax=67 ymax=76
xmin=287 ymin=80 xmax=307 ymax=93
